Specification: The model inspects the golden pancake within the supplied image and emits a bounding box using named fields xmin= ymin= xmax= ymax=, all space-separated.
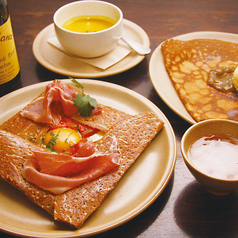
xmin=0 ymin=82 xmax=164 ymax=228
xmin=54 ymin=111 xmax=163 ymax=228
xmin=161 ymin=38 xmax=238 ymax=122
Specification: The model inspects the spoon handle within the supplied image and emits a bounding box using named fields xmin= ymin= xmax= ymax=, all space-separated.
xmin=121 ymin=36 xmax=151 ymax=55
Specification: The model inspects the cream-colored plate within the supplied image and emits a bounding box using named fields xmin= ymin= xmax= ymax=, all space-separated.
xmin=32 ymin=19 xmax=150 ymax=78
xmin=0 ymin=79 xmax=176 ymax=237
xmin=149 ymin=31 xmax=238 ymax=125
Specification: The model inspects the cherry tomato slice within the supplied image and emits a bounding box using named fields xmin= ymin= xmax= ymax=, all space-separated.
xmin=50 ymin=116 xmax=99 ymax=138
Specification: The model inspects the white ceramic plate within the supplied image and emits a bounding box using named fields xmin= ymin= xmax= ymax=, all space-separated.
xmin=33 ymin=19 xmax=150 ymax=78
xmin=149 ymin=31 xmax=238 ymax=124
xmin=0 ymin=79 xmax=176 ymax=237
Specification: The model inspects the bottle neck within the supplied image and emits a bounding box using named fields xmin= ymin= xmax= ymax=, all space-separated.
xmin=0 ymin=0 xmax=8 ymax=25
xmin=0 ymin=0 xmax=7 ymax=6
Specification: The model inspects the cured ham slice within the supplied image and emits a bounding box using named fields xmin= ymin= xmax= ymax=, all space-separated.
xmin=20 ymin=82 xmax=79 ymax=125
xmin=34 ymin=139 xmax=96 ymax=175
xmin=22 ymin=140 xmax=119 ymax=194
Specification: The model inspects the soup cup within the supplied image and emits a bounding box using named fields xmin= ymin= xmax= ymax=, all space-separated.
xmin=181 ymin=119 xmax=238 ymax=195
xmin=53 ymin=1 xmax=123 ymax=58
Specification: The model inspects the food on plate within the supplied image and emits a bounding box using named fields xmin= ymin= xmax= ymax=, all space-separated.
xmin=207 ymin=66 xmax=236 ymax=93
xmin=0 ymin=80 xmax=164 ymax=228
xmin=161 ymin=38 xmax=238 ymax=122
xmin=232 ymin=66 xmax=238 ymax=90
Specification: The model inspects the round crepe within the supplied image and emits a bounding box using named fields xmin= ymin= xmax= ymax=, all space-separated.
xmin=162 ymin=38 xmax=238 ymax=122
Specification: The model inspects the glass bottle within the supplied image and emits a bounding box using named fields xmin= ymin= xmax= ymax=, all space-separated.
xmin=0 ymin=0 xmax=20 ymax=96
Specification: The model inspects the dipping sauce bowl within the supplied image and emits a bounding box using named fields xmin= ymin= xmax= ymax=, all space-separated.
xmin=53 ymin=1 xmax=123 ymax=58
xmin=181 ymin=119 xmax=238 ymax=195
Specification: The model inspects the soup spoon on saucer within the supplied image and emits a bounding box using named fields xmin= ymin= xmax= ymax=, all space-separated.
xmin=121 ymin=36 xmax=151 ymax=55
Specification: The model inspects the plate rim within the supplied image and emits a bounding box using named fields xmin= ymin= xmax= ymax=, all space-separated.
xmin=0 ymin=79 xmax=176 ymax=237
xmin=149 ymin=31 xmax=238 ymax=125
xmin=32 ymin=19 xmax=150 ymax=78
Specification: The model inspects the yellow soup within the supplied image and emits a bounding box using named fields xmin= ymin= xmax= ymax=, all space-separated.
xmin=61 ymin=15 xmax=117 ymax=33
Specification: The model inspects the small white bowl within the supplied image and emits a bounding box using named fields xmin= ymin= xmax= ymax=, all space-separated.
xmin=53 ymin=1 xmax=123 ymax=58
xmin=181 ymin=119 xmax=238 ymax=195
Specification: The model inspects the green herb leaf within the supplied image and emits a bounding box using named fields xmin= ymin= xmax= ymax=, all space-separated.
xmin=71 ymin=78 xmax=84 ymax=92
xmin=74 ymin=94 xmax=97 ymax=117
xmin=71 ymin=78 xmax=97 ymax=117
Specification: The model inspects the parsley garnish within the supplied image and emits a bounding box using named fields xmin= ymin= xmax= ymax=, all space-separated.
xmin=71 ymin=79 xmax=98 ymax=117
xmin=71 ymin=78 xmax=84 ymax=91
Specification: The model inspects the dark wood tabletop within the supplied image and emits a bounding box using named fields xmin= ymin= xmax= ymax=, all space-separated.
xmin=1 ymin=0 xmax=238 ymax=237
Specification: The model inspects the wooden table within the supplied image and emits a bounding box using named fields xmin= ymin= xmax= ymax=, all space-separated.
xmin=1 ymin=0 xmax=238 ymax=237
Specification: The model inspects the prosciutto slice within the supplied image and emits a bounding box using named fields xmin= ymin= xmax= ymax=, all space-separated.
xmin=22 ymin=140 xmax=119 ymax=194
xmin=20 ymin=82 xmax=79 ymax=125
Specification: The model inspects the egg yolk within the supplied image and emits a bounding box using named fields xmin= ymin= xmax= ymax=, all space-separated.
xmin=44 ymin=128 xmax=82 ymax=154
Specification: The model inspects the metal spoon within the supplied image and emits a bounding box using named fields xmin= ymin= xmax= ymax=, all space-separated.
xmin=121 ymin=36 xmax=151 ymax=55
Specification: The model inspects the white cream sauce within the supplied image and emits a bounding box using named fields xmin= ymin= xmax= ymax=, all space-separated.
xmin=188 ymin=134 xmax=238 ymax=180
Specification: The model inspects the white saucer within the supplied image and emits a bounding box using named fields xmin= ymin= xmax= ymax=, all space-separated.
xmin=32 ymin=19 xmax=150 ymax=78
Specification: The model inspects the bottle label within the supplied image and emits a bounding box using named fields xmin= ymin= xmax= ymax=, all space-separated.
xmin=0 ymin=16 xmax=20 ymax=84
